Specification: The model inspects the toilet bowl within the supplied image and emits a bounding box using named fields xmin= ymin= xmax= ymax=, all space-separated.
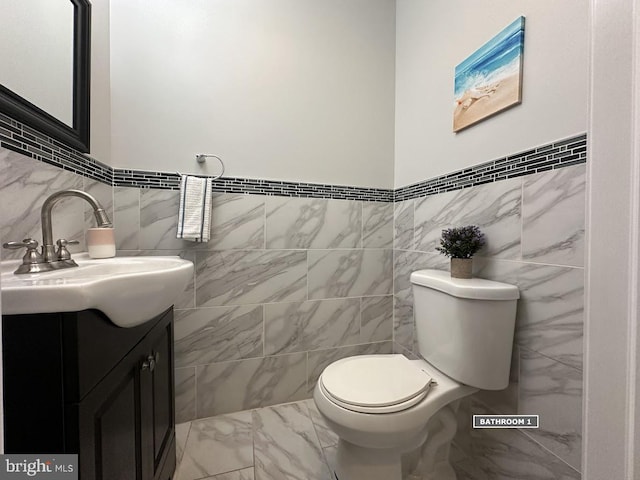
xmin=314 ymin=354 xmax=477 ymax=480
xmin=313 ymin=269 xmax=519 ymax=480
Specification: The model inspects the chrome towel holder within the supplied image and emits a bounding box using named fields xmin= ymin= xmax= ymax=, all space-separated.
xmin=176 ymin=154 xmax=225 ymax=180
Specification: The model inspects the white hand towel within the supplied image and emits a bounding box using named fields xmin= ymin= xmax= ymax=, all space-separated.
xmin=177 ymin=175 xmax=212 ymax=242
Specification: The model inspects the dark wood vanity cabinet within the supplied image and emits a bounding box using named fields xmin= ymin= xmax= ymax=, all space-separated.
xmin=2 ymin=307 xmax=176 ymax=480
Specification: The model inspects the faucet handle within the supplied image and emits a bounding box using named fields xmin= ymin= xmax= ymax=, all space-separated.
xmin=3 ymin=238 xmax=39 ymax=251
xmin=56 ymin=238 xmax=80 ymax=261
xmin=2 ymin=238 xmax=52 ymax=274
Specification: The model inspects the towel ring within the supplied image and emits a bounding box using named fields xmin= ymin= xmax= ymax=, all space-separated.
xmin=176 ymin=154 xmax=225 ymax=180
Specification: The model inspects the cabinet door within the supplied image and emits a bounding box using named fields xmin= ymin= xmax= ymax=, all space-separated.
xmin=140 ymin=316 xmax=176 ymax=480
xmin=75 ymin=345 xmax=146 ymax=480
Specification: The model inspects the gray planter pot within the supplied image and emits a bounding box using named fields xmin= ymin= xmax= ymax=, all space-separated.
xmin=450 ymin=258 xmax=473 ymax=279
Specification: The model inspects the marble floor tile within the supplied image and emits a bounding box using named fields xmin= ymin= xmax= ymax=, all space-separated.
xmin=174 ymin=398 xmax=581 ymax=480
xmin=174 ymin=401 xmax=339 ymax=480
xmin=303 ymin=400 xmax=338 ymax=448
xmin=451 ymin=459 xmax=486 ymax=480
xmin=449 ymin=442 xmax=469 ymax=465
xmin=176 ymin=411 xmax=253 ymax=480
xmin=253 ymin=402 xmax=331 ymax=480
xmin=322 ymin=446 xmax=337 ymax=477
xmin=175 ymin=422 xmax=191 ymax=465
xmin=206 ymin=468 xmax=255 ymax=480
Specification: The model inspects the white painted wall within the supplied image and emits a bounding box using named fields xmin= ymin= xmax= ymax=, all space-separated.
xmin=109 ymin=0 xmax=396 ymax=188
xmin=90 ymin=0 xmax=112 ymax=166
xmin=395 ymin=0 xmax=589 ymax=187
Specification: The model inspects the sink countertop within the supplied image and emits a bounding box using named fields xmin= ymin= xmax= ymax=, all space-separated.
xmin=1 ymin=253 xmax=194 ymax=328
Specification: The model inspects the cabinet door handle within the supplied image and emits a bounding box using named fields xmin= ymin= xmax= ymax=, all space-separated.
xmin=141 ymin=354 xmax=156 ymax=372
xmin=141 ymin=352 xmax=160 ymax=372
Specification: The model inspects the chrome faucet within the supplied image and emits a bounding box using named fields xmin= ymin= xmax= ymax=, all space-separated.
xmin=40 ymin=190 xmax=112 ymax=263
xmin=3 ymin=189 xmax=112 ymax=274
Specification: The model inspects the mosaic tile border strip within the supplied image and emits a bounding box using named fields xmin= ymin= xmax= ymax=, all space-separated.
xmin=113 ymin=168 xmax=394 ymax=201
xmin=1 ymin=113 xmax=586 ymax=203
xmin=394 ymin=133 xmax=587 ymax=202
xmin=0 ymin=112 xmax=112 ymax=185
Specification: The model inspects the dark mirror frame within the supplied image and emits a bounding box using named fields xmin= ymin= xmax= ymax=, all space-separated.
xmin=0 ymin=0 xmax=91 ymax=153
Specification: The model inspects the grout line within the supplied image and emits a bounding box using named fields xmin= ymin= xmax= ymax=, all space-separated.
xmin=518 ymin=345 xmax=582 ymax=372
xmin=305 ymin=351 xmax=309 ymax=401
xmin=517 ymin=428 xmax=582 ymax=474
xmin=177 ymin=341 xmax=393 ymax=371
xmin=193 ymin=365 xmax=198 ymax=421
xmin=359 ymin=297 xmax=363 ymax=343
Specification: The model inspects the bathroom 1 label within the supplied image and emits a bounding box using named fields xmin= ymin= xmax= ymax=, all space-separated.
xmin=0 ymin=455 xmax=77 ymax=479
xmin=473 ymin=415 xmax=539 ymax=428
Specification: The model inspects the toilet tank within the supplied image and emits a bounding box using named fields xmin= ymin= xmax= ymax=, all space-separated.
xmin=410 ymin=269 xmax=519 ymax=390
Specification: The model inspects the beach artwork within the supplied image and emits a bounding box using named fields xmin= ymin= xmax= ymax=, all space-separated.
xmin=453 ymin=16 xmax=525 ymax=132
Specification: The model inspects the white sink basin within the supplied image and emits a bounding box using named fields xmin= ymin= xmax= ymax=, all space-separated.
xmin=1 ymin=253 xmax=194 ymax=328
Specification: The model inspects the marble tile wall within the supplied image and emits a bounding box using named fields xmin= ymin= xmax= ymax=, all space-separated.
xmin=394 ymin=163 xmax=586 ymax=477
xmin=0 ymin=149 xmax=114 ymax=261
xmin=113 ymin=188 xmax=395 ymax=420
xmin=0 ymin=147 xmax=393 ymax=423
xmin=1 ymin=144 xmax=585 ymax=478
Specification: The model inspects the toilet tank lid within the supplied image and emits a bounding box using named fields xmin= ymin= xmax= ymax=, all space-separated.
xmin=410 ymin=269 xmax=519 ymax=300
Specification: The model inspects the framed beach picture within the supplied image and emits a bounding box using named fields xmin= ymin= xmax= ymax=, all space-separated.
xmin=453 ymin=16 xmax=525 ymax=132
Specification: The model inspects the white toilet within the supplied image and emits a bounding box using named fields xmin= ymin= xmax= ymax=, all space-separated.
xmin=313 ymin=269 xmax=519 ymax=480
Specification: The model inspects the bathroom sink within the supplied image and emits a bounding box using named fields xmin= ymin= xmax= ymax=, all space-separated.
xmin=0 ymin=253 xmax=193 ymax=328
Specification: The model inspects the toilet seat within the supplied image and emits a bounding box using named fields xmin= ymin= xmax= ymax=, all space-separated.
xmin=319 ymin=355 xmax=434 ymax=414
